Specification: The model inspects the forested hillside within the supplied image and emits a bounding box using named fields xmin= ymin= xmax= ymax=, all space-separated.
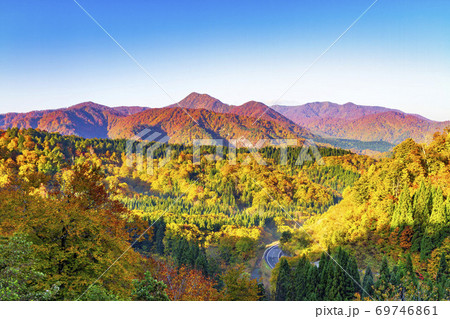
xmin=0 ymin=127 xmax=448 ymax=300
xmin=0 ymin=102 xmax=146 ymax=139
xmin=273 ymin=102 xmax=450 ymax=145
xmin=0 ymin=128 xmax=369 ymax=300
xmin=276 ymin=130 xmax=450 ymax=300
xmin=2 ymin=94 xmax=441 ymax=153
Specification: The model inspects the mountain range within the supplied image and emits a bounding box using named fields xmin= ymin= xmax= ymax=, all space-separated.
xmin=0 ymin=102 xmax=146 ymax=139
xmin=272 ymin=102 xmax=450 ymax=145
xmin=1 ymin=93 xmax=448 ymax=153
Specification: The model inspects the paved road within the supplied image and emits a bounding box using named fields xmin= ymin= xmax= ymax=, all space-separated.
xmin=264 ymin=244 xmax=286 ymax=269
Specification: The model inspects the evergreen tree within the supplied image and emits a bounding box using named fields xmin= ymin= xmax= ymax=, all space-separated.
xmin=155 ymin=221 xmax=165 ymax=255
xmin=293 ymin=256 xmax=308 ymax=300
xmin=427 ymin=187 xmax=446 ymax=235
xmin=328 ymin=248 xmax=359 ymax=301
xmin=413 ymin=181 xmax=432 ymax=227
xmin=436 ymin=253 xmax=449 ymax=300
xmin=275 ymin=258 xmax=292 ymax=301
xmin=195 ymin=249 xmax=209 ymax=276
xmin=420 ymin=235 xmax=434 ymax=260
xmin=436 ymin=252 xmax=448 ymax=284
xmin=257 ymin=283 xmax=267 ymax=301
xmin=376 ymin=256 xmax=391 ymax=290
xmin=132 ymin=271 xmax=169 ymax=301
xmin=329 ymin=268 xmax=344 ymax=300
xmin=374 ymin=257 xmax=403 ymax=300
xmin=326 ymin=261 xmax=338 ymax=300
xmin=188 ymin=242 xmax=200 ymax=266
xmin=411 ymin=182 xmax=432 ymax=251
xmin=305 ymin=265 xmax=319 ymax=300
xmin=18 ymin=134 xmax=25 ymax=150
xmin=79 ymin=285 xmax=119 ymax=301
xmin=392 ymin=186 xmax=414 ymax=228
xmin=347 ymin=255 xmax=361 ymax=298
xmin=390 ymin=265 xmax=402 ymax=287
xmin=405 ymin=254 xmax=414 ymax=275
xmin=332 ymin=248 xmax=348 ymax=300
xmin=362 ymin=266 xmax=374 ymax=299
xmin=175 ymin=238 xmax=190 ymax=266
xmin=317 ymin=252 xmax=330 ymax=299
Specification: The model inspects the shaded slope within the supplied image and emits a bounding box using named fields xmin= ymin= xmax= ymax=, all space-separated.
xmin=273 ymin=102 xmax=450 ymax=144
xmin=0 ymin=102 xmax=147 ymax=139
xmin=108 ymin=106 xmax=312 ymax=144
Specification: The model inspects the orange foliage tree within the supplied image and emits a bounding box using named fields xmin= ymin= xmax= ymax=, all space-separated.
xmin=152 ymin=260 xmax=220 ymax=301
xmin=0 ymin=162 xmax=147 ymax=300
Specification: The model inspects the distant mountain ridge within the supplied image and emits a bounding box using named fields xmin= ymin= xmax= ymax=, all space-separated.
xmin=0 ymin=102 xmax=147 ymax=139
xmin=1 ymin=93 xmax=448 ymax=152
xmin=0 ymin=96 xmax=313 ymax=145
xmin=109 ymin=93 xmax=313 ymax=144
xmin=272 ymin=102 xmax=450 ymax=145
xmin=173 ymin=92 xmax=294 ymax=125
xmin=109 ymin=105 xmax=312 ymax=145
xmin=272 ymin=101 xmax=394 ymax=121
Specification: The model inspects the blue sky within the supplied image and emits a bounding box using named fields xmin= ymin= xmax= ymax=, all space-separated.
xmin=1 ymin=0 xmax=449 ymax=120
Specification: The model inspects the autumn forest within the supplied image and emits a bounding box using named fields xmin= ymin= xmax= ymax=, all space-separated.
xmin=0 ymin=125 xmax=448 ymax=301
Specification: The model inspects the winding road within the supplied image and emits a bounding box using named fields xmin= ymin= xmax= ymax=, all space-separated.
xmin=264 ymin=244 xmax=286 ymax=269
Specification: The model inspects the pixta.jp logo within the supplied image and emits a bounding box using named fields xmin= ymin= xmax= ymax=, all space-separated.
xmin=126 ymin=129 xmax=171 ymax=175
xmin=126 ymin=130 xmax=324 ymax=175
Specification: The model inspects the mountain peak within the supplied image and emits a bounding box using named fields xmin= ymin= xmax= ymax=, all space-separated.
xmin=240 ymin=100 xmax=268 ymax=108
xmin=68 ymin=101 xmax=109 ymax=110
xmin=180 ymin=92 xmax=220 ymax=104
xmin=177 ymin=92 xmax=230 ymax=113
xmin=184 ymin=92 xmax=214 ymax=100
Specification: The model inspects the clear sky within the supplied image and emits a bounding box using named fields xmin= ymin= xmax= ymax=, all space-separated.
xmin=1 ymin=0 xmax=449 ymax=120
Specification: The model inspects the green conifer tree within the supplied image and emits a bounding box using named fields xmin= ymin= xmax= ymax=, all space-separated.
xmin=392 ymin=186 xmax=414 ymax=228
xmin=132 ymin=271 xmax=169 ymax=301
xmin=293 ymin=256 xmax=308 ymax=300
xmin=420 ymin=236 xmax=434 ymax=260
xmin=436 ymin=252 xmax=448 ymax=284
xmin=155 ymin=221 xmax=166 ymax=255
xmin=275 ymin=258 xmax=292 ymax=301
xmin=427 ymin=187 xmax=446 ymax=234
xmin=405 ymin=254 xmax=414 ymax=275
xmin=362 ymin=266 xmax=374 ymax=299
xmin=305 ymin=265 xmax=319 ymax=300
xmin=317 ymin=252 xmax=330 ymax=299
xmin=347 ymin=255 xmax=361 ymax=298
xmin=413 ymin=181 xmax=432 ymax=227
xmin=376 ymin=256 xmax=391 ymax=290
